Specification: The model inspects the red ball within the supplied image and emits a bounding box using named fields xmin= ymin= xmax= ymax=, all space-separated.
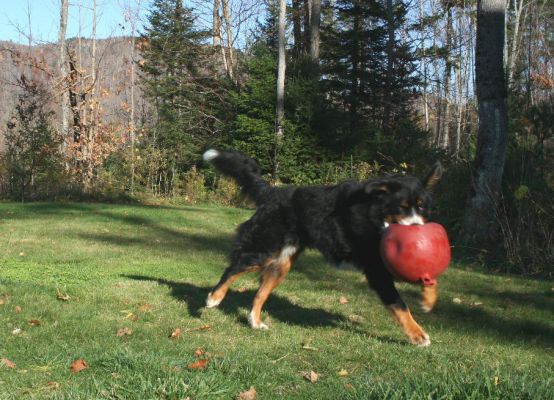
xmin=380 ymin=222 xmax=451 ymax=286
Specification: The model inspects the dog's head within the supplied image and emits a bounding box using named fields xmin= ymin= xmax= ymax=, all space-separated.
xmin=363 ymin=162 xmax=443 ymax=229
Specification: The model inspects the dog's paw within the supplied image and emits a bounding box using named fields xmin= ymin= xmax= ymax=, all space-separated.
xmin=409 ymin=331 xmax=431 ymax=347
xmin=205 ymin=293 xmax=222 ymax=308
xmin=248 ymin=313 xmax=269 ymax=330
xmin=252 ymin=322 xmax=269 ymax=330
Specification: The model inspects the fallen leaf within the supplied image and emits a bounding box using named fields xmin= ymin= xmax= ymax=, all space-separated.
xmin=138 ymin=303 xmax=153 ymax=312
xmin=187 ymin=358 xmax=209 ymax=370
xmin=303 ymin=370 xmax=319 ymax=383
xmin=337 ymin=368 xmax=349 ymax=377
xmin=15 ymin=306 xmax=22 ymax=313
xmin=1 ymin=358 xmax=16 ymax=369
xmin=28 ymin=319 xmax=41 ymax=326
xmin=122 ymin=311 xmax=137 ymax=320
xmin=185 ymin=325 xmax=212 ymax=333
xmin=494 ymin=376 xmax=500 ymax=386
xmin=169 ymin=328 xmax=181 ymax=339
xmin=116 ymin=327 xmax=133 ymax=337
xmin=452 ymin=298 xmax=462 ymax=304
xmin=302 ymin=338 xmax=318 ymax=351
xmin=70 ymin=359 xmax=88 ymax=373
xmin=237 ymin=386 xmax=257 ymax=400
xmin=194 ymin=348 xmax=206 ymax=357
xmin=47 ymin=381 xmax=60 ymax=390
xmin=12 ymin=328 xmax=22 ymax=335
xmin=339 ymin=296 xmax=349 ymax=304
xmin=56 ymin=289 xmax=70 ymax=301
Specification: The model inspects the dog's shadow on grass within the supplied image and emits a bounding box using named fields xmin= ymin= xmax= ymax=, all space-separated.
xmin=124 ymin=274 xmax=360 ymax=332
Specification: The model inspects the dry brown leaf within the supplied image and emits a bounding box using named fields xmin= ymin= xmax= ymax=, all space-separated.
xmin=185 ymin=325 xmax=212 ymax=333
xmin=303 ymin=370 xmax=319 ymax=383
xmin=237 ymin=386 xmax=257 ymax=400
xmin=1 ymin=358 xmax=16 ymax=369
xmin=70 ymin=359 xmax=88 ymax=373
xmin=169 ymin=328 xmax=181 ymax=339
xmin=15 ymin=306 xmax=22 ymax=313
xmin=138 ymin=303 xmax=153 ymax=312
xmin=194 ymin=348 xmax=206 ymax=357
xmin=187 ymin=358 xmax=209 ymax=370
xmin=28 ymin=319 xmax=41 ymax=326
xmin=116 ymin=327 xmax=133 ymax=337
xmin=47 ymin=381 xmax=60 ymax=390
xmin=56 ymin=289 xmax=70 ymax=301
xmin=339 ymin=296 xmax=349 ymax=304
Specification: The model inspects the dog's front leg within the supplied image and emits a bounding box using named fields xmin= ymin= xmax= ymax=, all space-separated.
xmin=420 ymin=283 xmax=438 ymax=313
xmin=365 ymin=268 xmax=430 ymax=346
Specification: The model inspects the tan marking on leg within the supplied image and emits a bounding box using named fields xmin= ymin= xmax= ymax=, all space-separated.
xmin=420 ymin=283 xmax=438 ymax=313
xmin=249 ymin=256 xmax=293 ymax=329
xmin=206 ymin=266 xmax=261 ymax=308
xmin=389 ymin=304 xmax=430 ymax=347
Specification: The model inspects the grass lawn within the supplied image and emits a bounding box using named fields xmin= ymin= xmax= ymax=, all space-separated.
xmin=0 ymin=202 xmax=553 ymax=399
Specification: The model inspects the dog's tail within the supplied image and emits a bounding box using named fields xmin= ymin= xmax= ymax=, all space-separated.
xmin=203 ymin=149 xmax=269 ymax=205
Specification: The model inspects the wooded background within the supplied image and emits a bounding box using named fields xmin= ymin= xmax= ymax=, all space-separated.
xmin=0 ymin=0 xmax=552 ymax=276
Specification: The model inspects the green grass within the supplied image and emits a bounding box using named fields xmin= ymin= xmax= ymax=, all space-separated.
xmin=0 ymin=202 xmax=553 ymax=399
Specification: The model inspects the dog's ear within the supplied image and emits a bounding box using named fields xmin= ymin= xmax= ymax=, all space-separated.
xmin=364 ymin=180 xmax=391 ymax=195
xmin=423 ymin=162 xmax=443 ymax=190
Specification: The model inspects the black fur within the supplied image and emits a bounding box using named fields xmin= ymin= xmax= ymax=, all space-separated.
xmin=205 ymin=149 xmax=442 ymax=339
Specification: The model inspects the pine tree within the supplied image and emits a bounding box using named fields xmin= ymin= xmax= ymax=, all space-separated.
xmin=3 ymin=75 xmax=62 ymax=201
xmin=317 ymin=0 xmax=418 ymax=154
xmin=139 ymin=0 xmax=226 ymax=194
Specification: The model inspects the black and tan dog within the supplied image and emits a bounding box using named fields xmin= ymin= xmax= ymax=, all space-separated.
xmin=203 ymin=149 xmax=442 ymax=346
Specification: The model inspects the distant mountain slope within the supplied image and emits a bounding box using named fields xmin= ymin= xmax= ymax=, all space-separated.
xmin=0 ymin=37 xmax=146 ymax=149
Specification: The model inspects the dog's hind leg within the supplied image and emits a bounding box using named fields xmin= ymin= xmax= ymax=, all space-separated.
xmin=206 ymin=259 xmax=261 ymax=308
xmin=249 ymin=247 xmax=298 ymax=329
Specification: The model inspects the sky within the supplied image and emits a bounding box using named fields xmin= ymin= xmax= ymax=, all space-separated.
xmin=0 ymin=0 xmax=153 ymax=45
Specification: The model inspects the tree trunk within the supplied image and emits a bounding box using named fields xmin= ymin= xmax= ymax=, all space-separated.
xmin=507 ymin=0 xmax=526 ymax=85
xmin=303 ymin=0 xmax=312 ymax=55
xmin=292 ymin=0 xmax=302 ymax=56
xmin=274 ymin=0 xmax=287 ymax=181
xmin=213 ymin=0 xmax=221 ymax=46
xmin=310 ymin=0 xmax=321 ymax=61
xmin=440 ymin=6 xmax=453 ymax=151
xmin=222 ymin=0 xmax=235 ymax=81
xmin=58 ymin=0 xmax=69 ymax=153
xmin=383 ymin=0 xmax=395 ymax=136
xmin=463 ymin=0 xmax=508 ymax=240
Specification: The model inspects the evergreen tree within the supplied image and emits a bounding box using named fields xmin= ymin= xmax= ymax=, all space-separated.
xmin=139 ymin=0 xmax=227 ymax=193
xmin=3 ymin=75 xmax=62 ymax=201
xmin=316 ymin=0 xmax=419 ymax=155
